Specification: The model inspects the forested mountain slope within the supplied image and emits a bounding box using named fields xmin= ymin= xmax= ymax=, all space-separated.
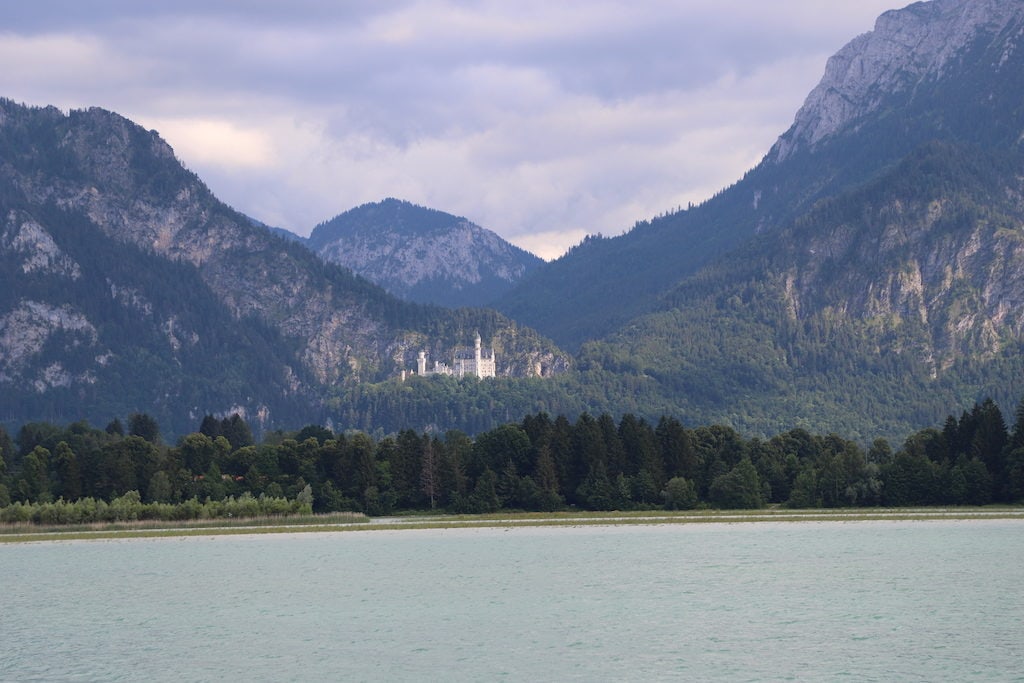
xmin=0 ymin=194 xmax=317 ymax=433
xmin=578 ymin=142 xmax=1024 ymax=440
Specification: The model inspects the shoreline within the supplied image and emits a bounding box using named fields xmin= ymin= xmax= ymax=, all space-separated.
xmin=3 ymin=507 xmax=1023 ymax=544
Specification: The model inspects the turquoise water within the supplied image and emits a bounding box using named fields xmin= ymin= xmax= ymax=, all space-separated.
xmin=2 ymin=521 xmax=1022 ymax=681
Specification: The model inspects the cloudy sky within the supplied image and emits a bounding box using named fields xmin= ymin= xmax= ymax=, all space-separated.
xmin=1 ymin=0 xmax=901 ymax=260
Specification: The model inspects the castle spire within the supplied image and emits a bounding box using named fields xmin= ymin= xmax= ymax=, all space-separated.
xmin=474 ymin=331 xmax=482 ymax=378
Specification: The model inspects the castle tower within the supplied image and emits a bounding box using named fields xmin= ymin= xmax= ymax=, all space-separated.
xmin=417 ymin=350 xmax=427 ymax=376
xmin=474 ymin=332 xmax=482 ymax=378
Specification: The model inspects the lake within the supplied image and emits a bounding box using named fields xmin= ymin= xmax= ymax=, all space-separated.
xmin=2 ymin=520 xmax=1022 ymax=681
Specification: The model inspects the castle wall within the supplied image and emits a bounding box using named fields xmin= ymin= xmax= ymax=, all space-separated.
xmin=416 ymin=334 xmax=496 ymax=378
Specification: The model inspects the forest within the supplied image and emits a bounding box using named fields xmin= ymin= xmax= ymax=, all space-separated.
xmin=2 ymin=394 xmax=1023 ymax=524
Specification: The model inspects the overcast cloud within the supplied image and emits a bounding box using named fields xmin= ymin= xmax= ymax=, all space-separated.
xmin=1 ymin=1 xmax=900 ymax=259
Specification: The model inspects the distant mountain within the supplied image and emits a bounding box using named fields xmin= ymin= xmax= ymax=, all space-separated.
xmin=497 ymin=0 xmax=1024 ymax=350
xmin=267 ymin=226 xmax=307 ymax=244
xmin=308 ymin=199 xmax=543 ymax=308
xmin=245 ymin=216 xmax=307 ymax=245
xmin=0 ymin=100 xmax=569 ymax=435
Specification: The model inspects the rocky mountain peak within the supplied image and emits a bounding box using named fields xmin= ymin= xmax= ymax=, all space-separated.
xmin=770 ymin=0 xmax=1024 ymax=162
xmin=309 ymin=199 xmax=543 ymax=308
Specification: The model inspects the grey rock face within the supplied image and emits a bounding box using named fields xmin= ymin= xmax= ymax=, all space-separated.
xmin=0 ymin=300 xmax=101 ymax=389
xmin=771 ymin=0 xmax=1024 ymax=161
xmin=1 ymin=210 xmax=81 ymax=280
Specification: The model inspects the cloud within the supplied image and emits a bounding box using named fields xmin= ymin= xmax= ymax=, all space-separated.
xmin=142 ymin=118 xmax=275 ymax=169
xmin=0 ymin=0 xmax=901 ymax=259
xmin=0 ymin=32 xmax=144 ymax=103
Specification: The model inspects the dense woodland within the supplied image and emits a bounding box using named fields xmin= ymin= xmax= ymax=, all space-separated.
xmin=3 ymin=395 xmax=1023 ymax=523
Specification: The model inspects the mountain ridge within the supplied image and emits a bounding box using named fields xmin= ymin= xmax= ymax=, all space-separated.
xmin=0 ymin=99 xmax=570 ymax=434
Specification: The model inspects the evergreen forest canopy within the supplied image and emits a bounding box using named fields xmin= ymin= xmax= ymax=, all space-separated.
xmin=3 ymin=396 xmax=1024 ymax=525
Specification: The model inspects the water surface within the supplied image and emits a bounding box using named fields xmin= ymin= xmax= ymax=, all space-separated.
xmin=2 ymin=520 xmax=1022 ymax=681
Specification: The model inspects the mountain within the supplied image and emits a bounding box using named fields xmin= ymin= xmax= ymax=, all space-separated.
xmin=497 ymin=0 xmax=1024 ymax=437
xmin=308 ymin=199 xmax=543 ymax=308
xmin=769 ymin=0 xmax=1024 ymax=163
xmin=497 ymin=0 xmax=1024 ymax=351
xmin=0 ymin=100 xmax=569 ymax=435
xmin=0 ymin=195 xmax=317 ymax=433
xmin=578 ymin=141 xmax=1024 ymax=439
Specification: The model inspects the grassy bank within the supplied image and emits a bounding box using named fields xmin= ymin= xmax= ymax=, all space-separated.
xmin=3 ymin=506 xmax=1023 ymax=544
xmin=0 ymin=511 xmax=368 ymax=543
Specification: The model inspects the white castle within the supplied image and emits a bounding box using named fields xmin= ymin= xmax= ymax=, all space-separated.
xmin=415 ymin=332 xmax=496 ymax=379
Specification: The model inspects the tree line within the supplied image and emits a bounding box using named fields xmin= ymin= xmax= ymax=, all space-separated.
xmin=2 ymin=398 xmax=1023 ymax=521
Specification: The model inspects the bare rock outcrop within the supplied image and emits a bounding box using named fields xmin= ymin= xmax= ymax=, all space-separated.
xmin=771 ymin=0 xmax=1024 ymax=162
